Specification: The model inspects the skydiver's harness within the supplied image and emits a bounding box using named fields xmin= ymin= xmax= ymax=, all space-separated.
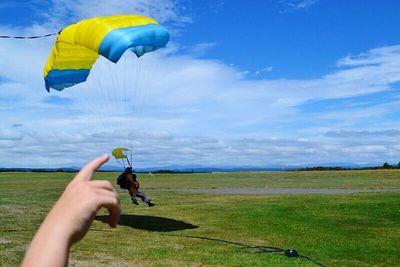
xmin=116 ymin=174 xmax=129 ymax=189
xmin=117 ymin=170 xmax=139 ymax=190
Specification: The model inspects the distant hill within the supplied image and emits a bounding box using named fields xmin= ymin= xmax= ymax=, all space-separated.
xmin=1 ymin=162 xmax=396 ymax=173
xmin=0 ymin=167 xmax=79 ymax=173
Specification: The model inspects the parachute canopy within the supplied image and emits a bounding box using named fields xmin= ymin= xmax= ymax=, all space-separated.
xmin=112 ymin=147 xmax=130 ymax=159
xmin=44 ymin=14 xmax=169 ymax=92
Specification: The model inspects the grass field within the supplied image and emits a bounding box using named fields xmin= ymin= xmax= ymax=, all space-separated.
xmin=1 ymin=170 xmax=400 ymax=266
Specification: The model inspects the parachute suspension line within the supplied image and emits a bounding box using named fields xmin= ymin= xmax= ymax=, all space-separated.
xmin=86 ymin=62 xmax=112 ymax=139
xmin=0 ymin=33 xmax=57 ymax=39
xmin=124 ymin=54 xmax=131 ymax=152
xmin=126 ymin=57 xmax=136 ymax=154
xmin=102 ymin=55 xmax=131 ymax=156
xmin=122 ymin=54 xmax=128 ymax=149
xmin=132 ymin=56 xmax=142 ymax=154
xmin=120 ymin=58 xmax=127 ymax=140
xmin=127 ymin=53 xmax=157 ymax=166
xmin=118 ymin=58 xmax=126 ymax=148
xmin=98 ymin=59 xmax=117 ymax=135
xmin=135 ymin=52 xmax=157 ymax=160
xmin=84 ymin=78 xmax=108 ymax=139
xmin=87 ymin=75 xmax=110 ymax=133
xmin=85 ymin=81 xmax=108 ymax=136
xmin=126 ymin=156 xmax=132 ymax=168
xmin=130 ymin=57 xmax=143 ymax=155
xmin=95 ymin=59 xmax=121 ymax=148
xmin=100 ymin=58 xmax=121 ymax=142
xmin=126 ymin=58 xmax=133 ymax=154
xmin=115 ymin=56 xmax=128 ymax=150
xmin=109 ymin=56 xmax=125 ymax=146
xmin=105 ymin=59 xmax=117 ymax=132
xmin=115 ymin=158 xmax=125 ymax=168
xmin=130 ymin=148 xmax=133 ymax=169
xmin=65 ymin=81 xmax=106 ymax=151
xmin=134 ymin=57 xmax=145 ymax=156
xmin=127 ymin=58 xmax=135 ymax=154
xmin=141 ymin=53 xmax=157 ymax=120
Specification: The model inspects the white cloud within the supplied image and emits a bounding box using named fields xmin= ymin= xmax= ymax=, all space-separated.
xmin=326 ymin=130 xmax=400 ymax=138
xmin=189 ymin=42 xmax=217 ymax=57
xmin=3 ymin=128 xmax=399 ymax=168
xmin=280 ymin=0 xmax=319 ymax=12
xmin=41 ymin=0 xmax=191 ymax=31
xmin=254 ymin=66 xmax=273 ymax=76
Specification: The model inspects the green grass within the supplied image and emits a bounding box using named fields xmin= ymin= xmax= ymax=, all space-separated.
xmin=1 ymin=170 xmax=400 ymax=266
xmin=131 ymin=169 xmax=400 ymax=189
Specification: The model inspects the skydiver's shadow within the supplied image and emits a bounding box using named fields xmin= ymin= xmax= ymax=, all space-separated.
xmin=95 ymin=214 xmax=198 ymax=232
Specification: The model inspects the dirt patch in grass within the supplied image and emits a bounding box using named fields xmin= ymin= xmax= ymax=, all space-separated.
xmin=168 ymin=188 xmax=400 ymax=195
xmin=69 ymin=252 xmax=153 ymax=267
xmin=0 ymin=238 xmax=13 ymax=244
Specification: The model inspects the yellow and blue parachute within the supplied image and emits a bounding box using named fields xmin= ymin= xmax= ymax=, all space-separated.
xmin=112 ymin=147 xmax=132 ymax=167
xmin=112 ymin=147 xmax=130 ymax=159
xmin=44 ymin=14 xmax=169 ymax=91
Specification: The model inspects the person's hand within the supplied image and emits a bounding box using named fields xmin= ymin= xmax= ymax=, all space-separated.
xmin=22 ymin=154 xmax=120 ymax=267
xmin=51 ymin=154 xmax=120 ymax=243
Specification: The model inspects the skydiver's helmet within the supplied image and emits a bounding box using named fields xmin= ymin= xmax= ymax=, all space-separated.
xmin=126 ymin=167 xmax=133 ymax=173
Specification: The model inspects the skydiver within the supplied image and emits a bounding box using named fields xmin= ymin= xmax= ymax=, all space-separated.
xmin=116 ymin=167 xmax=155 ymax=207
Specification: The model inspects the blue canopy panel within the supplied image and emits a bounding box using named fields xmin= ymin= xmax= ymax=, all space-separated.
xmin=99 ymin=24 xmax=170 ymax=62
xmin=45 ymin=69 xmax=90 ymax=92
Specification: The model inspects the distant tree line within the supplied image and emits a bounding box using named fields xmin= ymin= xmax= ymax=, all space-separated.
xmin=298 ymin=166 xmax=349 ymax=171
xmin=0 ymin=168 xmax=78 ymax=173
xmin=0 ymin=168 xmax=196 ymax=174
xmin=380 ymin=162 xmax=400 ymax=169
xmin=2 ymin=163 xmax=400 ymax=173
xmin=298 ymin=162 xmax=400 ymax=171
xmin=152 ymin=169 xmax=194 ymax=174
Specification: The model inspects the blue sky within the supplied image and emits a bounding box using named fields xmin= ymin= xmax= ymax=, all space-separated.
xmin=1 ymin=0 xmax=400 ymax=168
xmin=177 ymin=0 xmax=400 ymax=79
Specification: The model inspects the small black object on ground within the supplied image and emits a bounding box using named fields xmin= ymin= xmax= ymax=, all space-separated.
xmin=284 ymin=248 xmax=299 ymax=257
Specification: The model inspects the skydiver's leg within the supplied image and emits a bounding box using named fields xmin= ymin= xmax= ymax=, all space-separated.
xmin=136 ymin=191 xmax=147 ymax=202
xmin=125 ymin=173 xmax=139 ymax=205
xmin=136 ymin=191 xmax=155 ymax=207
xmin=128 ymin=186 xmax=139 ymax=205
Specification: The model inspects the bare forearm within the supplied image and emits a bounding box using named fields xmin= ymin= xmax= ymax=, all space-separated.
xmin=21 ymin=155 xmax=119 ymax=267
xmin=22 ymin=209 xmax=71 ymax=267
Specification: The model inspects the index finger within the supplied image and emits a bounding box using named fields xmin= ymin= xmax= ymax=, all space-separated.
xmin=74 ymin=154 xmax=109 ymax=182
xmin=106 ymin=201 xmax=121 ymax=228
xmin=97 ymin=193 xmax=121 ymax=228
